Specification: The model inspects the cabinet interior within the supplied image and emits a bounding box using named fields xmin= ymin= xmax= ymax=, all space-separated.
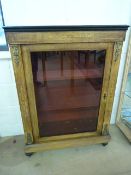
xmin=30 ymin=50 xmax=106 ymax=137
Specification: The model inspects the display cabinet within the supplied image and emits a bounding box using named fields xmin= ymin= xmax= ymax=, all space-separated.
xmin=4 ymin=25 xmax=128 ymax=155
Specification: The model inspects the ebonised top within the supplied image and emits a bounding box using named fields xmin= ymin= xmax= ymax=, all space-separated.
xmin=3 ymin=25 xmax=129 ymax=32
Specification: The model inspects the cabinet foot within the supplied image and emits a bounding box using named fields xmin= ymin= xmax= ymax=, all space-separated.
xmin=102 ymin=143 xmax=108 ymax=146
xmin=25 ymin=152 xmax=34 ymax=157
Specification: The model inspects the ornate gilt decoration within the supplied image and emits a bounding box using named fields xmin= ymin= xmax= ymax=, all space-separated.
xmin=26 ymin=133 xmax=33 ymax=145
xmin=113 ymin=42 xmax=123 ymax=62
xmin=102 ymin=124 xmax=110 ymax=136
xmin=11 ymin=45 xmax=19 ymax=65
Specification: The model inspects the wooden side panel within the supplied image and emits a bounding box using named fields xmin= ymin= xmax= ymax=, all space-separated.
xmin=102 ymin=42 xmax=123 ymax=135
xmin=10 ymin=45 xmax=33 ymax=144
xmin=6 ymin=31 xmax=126 ymax=44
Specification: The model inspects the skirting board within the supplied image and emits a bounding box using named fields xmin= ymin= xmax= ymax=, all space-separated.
xmin=25 ymin=135 xmax=111 ymax=153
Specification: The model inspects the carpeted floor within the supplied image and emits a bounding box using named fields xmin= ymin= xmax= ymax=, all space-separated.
xmin=0 ymin=125 xmax=131 ymax=175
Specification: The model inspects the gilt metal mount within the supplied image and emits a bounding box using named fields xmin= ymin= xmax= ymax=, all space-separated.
xmin=11 ymin=45 xmax=19 ymax=65
xmin=102 ymin=124 xmax=110 ymax=136
xmin=26 ymin=133 xmax=33 ymax=145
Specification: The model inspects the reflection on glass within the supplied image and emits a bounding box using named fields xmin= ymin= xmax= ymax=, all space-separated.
xmin=121 ymin=69 xmax=131 ymax=129
xmin=31 ymin=50 xmax=106 ymax=137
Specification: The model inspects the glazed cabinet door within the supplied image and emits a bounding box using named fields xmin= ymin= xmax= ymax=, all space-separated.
xmin=21 ymin=43 xmax=114 ymax=143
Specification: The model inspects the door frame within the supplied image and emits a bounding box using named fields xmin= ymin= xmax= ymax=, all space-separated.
xmin=21 ymin=42 xmax=113 ymax=143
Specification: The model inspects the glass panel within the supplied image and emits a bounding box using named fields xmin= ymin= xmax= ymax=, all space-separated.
xmin=30 ymin=50 xmax=106 ymax=137
xmin=121 ymin=68 xmax=131 ymax=129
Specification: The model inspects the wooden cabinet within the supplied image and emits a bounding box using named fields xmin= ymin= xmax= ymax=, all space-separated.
xmin=4 ymin=25 xmax=128 ymax=154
